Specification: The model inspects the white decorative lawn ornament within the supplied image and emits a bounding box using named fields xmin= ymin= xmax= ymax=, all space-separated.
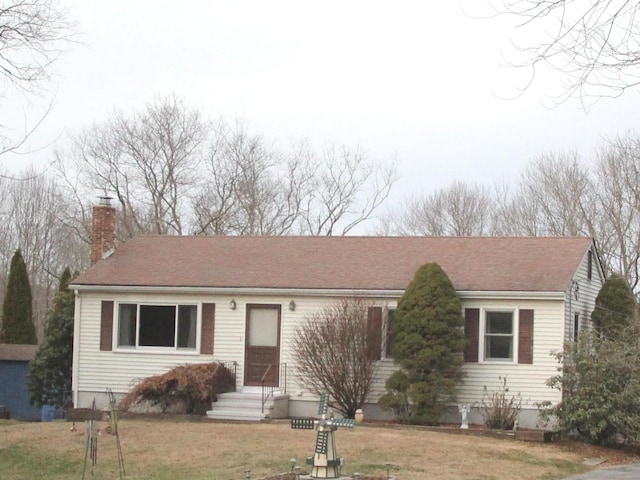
xmin=458 ymin=403 xmax=470 ymax=429
xmin=291 ymin=393 xmax=355 ymax=479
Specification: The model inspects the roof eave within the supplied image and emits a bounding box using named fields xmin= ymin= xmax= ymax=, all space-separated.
xmin=70 ymin=284 xmax=566 ymax=300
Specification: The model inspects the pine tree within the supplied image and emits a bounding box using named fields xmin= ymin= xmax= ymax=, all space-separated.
xmin=1 ymin=249 xmax=36 ymax=344
xmin=29 ymin=268 xmax=76 ymax=408
xmin=591 ymin=274 xmax=636 ymax=340
xmin=379 ymin=262 xmax=466 ymax=424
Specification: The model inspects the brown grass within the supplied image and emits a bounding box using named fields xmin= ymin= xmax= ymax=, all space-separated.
xmin=1 ymin=418 xmax=639 ymax=480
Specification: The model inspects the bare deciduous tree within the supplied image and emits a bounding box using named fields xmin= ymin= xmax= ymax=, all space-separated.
xmin=58 ymin=98 xmax=397 ymax=239
xmin=0 ymin=167 xmax=81 ymax=339
xmin=301 ymin=144 xmax=398 ymax=236
xmin=495 ymin=152 xmax=597 ymax=237
xmin=595 ymin=134 xmax=640 ymax=291
xmin=292 ymin=298 xmax=378 ymax=418
xmin=496 ymin=0 xmax=640 ymax=102
xmin=192 ymin=123 xmax=311 ymax=235
xmin=57 ymin=94 xmax=208 ymax=238
xmin=381 ymin=180 xmax=495 ymax=236
xmin=381 ymin=133 xmax=640 ymax=294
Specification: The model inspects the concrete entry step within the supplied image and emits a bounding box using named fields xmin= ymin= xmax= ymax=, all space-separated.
xmin=206 ymin=391 xmax=289 ymax=422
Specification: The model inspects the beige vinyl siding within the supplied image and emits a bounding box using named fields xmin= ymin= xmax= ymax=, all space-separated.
xmin=76 ymin=293 xmax=216 ymax=404
xmin=368 ymin=359 xmax=398 ymax=401
xmin=76 ymin=293 xmax=395 ymax=406
xmin=456 ymin=298 xmax=565 ymax=408
xmin=279 ymin=297 xmax=396 ymax=400
xmin=366 ymin=299 xmax=568 ymax=408
xmin=563 ymin=245 xmax=604 ymax=343
xmin=75 ymin=292 xmax=398 ymax=408
xmin=211 ymin=299 xmax=246 ymax=388
xmin=74 ymin=290 xmax=578 ymax=412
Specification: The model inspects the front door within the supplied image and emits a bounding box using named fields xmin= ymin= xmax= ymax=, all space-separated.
xmin=244 ymin=304 xmax=281 ymax=387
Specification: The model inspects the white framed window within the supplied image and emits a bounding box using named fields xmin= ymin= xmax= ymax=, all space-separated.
xmin=465 ymin=307 xmax=533 ymax=365
xmin=481 ymin=309 xmax=516 ymax=362
xmin=116 ymin=303 xmax=198 ymax=350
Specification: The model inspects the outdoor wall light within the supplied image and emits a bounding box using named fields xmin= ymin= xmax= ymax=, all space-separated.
xmin=571 ymin=280 xmax=580 ymax=301
xmin=230 ymin=299 xmax=236 ymax=310
xmin=289 ymin=300 xmax=296 ymax=311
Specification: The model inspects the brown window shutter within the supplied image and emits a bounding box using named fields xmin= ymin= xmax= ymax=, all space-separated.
xmin=367 ymin=306 xmax=383 ymax=361
xmin=518 ymin=309 xmax=534 ymax=364
xmin=100 ymin=301 xmax=114 ymax=351
xmin=201 ymin=303 xmax=215 ymax=355
xmin=464 ymin=308 xmax=479 ymax=363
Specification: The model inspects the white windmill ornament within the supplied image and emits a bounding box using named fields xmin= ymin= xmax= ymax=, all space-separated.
xmin=290 ymin=393 xmax=355 ymax=479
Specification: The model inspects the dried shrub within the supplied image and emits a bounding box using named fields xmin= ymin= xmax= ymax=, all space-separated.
xmin=120 ymin=362 xmax=235 ymax=414
xmin=481 ymin=376 xmax=521 ymax=430
xmin=292 ymin=298 xmax=378 ymax=418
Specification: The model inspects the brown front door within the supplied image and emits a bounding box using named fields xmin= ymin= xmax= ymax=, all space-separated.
xmin=244 ymin=304 xmax=281 ymax=387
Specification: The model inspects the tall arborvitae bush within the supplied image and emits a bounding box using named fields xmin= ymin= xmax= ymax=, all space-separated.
xmin=1 ymin=249 xmax=36 ymax=344
xmin=591 ymin=274 xmax=636 ymax=339
xmin=29 ymin=268 xmax=76 ymax=408
xmin=379 ymin=262 xmax=466 ymax=425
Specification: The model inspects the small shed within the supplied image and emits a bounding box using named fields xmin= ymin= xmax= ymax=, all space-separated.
xmin=0 ymin=344 xmax=40 ymax=420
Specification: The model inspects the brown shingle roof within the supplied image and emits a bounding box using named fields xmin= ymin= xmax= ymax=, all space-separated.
xmin=72 ymin=236 xmax=593 ymax=293
xmin=0 ymin=344 xmax=37 ymax=361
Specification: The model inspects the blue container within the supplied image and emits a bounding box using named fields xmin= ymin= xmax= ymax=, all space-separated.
xmin=40 ymin=404 xmax=65 ymax=422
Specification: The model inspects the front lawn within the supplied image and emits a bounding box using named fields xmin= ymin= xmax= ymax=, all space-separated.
xmin=0 ymin=419 xmax=636 ymax=479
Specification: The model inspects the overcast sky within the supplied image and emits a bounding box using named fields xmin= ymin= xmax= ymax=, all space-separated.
xmin=3 ymin=1 xmax=639 ymax=209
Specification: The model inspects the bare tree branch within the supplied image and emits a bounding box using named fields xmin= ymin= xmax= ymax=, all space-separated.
xmin=0 ymin=0 xmax=75 ymax=157
xmin=495 ymin=0 xmax=640 ymax=103
xmin=0 ymin=0 xmax=74 ymax=91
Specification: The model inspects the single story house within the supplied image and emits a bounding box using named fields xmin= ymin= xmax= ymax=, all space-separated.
xmin=70 ymin=200 xmax=604 ymax=427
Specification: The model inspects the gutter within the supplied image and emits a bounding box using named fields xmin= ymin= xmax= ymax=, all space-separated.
xmin=69 ymin=284 xmax=566 ymax=300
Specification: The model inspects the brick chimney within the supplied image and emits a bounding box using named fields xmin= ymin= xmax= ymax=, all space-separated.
xmin=90 ymin=196 xmax=116 ymax=265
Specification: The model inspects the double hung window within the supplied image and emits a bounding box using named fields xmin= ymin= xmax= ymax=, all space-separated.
xmin=484 ymin=311 xmax=514 ymax=361
xmin=464 ymin=307 xmax=534 ymax=365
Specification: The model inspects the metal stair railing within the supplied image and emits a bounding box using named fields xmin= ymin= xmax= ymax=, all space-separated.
xmin=261 ymin=363 xmax=287 ymax=413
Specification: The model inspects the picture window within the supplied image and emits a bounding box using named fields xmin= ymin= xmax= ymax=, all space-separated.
xmin=117 ymin=303 xmax=197 ymax=350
